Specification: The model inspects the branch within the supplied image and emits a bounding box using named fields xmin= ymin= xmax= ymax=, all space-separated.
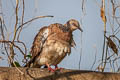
xmin=0 ymin=40 xmax=26 ymax=56
xmin=16 ymin=15 xmax=54 ymax=33
xmin=0 ymin=67 xmax=120 ymax=80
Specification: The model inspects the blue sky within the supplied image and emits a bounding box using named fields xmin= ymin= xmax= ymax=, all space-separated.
xmin=1 ymin=0 xmax=118 ymax=71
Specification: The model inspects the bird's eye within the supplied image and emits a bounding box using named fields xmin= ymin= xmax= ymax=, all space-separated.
xmin=72 ymin=23 xmax=77 ymax=27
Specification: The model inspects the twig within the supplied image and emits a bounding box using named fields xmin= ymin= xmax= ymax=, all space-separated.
xmin=13 ymin=0 xmax=19 ymax=41
xmin=91 ymin=46 xmax=97 ymax=70
xmin=16 ymin=15 xmax=54 ymax=33
xmin=17 ymin=0 xmax=24 ymax=41
xmin=0 ymin=40 xmax=26 ymax=56
xmin=102 ymin=41 xmax=108 ymax=71
xmin=101 ymin=34 xmax=106 ymax=71
xmin=101 ymin=0 xmax=107 ymax=72
xmin=10 ymin=0 xmax=19 ymax=64
xmin=81 ymin=0 xmax=86 ymax=15
xmin=0 ymin=17 xmax=5 ymax=40
xmin=79 ymin=32 xmax=83 ymax=69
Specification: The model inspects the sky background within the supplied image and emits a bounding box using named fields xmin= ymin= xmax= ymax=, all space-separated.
xmin=0 ymin=0 xmax=119 ymax=71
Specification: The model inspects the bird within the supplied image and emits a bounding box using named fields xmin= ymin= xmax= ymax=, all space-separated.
xmin=25 ymin=19 xmax=83 ymax=72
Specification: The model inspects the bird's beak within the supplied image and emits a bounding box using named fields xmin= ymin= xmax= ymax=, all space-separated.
xmin=78 ymin=27 xmax=83 ymax=32
xmin=78 ymin=26 xmax=83 ymax=32
xmin=77 ymin=23 xmax=83 ymax=32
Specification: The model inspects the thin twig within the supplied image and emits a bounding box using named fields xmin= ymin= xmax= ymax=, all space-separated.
xmin=0 ymin=17 xmax=5 ymax=40
xmin=79 ymin=32 xmax=83 ymax=69
xmin=101 ymin=0 xmax=107 ymax=72
xmin=0 ymin=40 xmax=26 ymax=56
xmin=16 ymin=15 xmax=54 ymax=33
xmin=81 ymin=0 xmax=86 ymax=15
xmin=17 ymin=0 xmax=24 ymax=40
xmin=8 ymin=48 xmax=24 ymax=75
xmin=10 ymin=0 xmax=19 ymax=64
xmin=102 ymin=41 xmax=108 ymax=72
xmin=91 ymin=46 xmax=97 ymax=70
xmin=13 ymin=0 xmax=19 ymax=41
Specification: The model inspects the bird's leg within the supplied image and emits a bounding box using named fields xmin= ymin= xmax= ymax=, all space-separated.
xmin=55 ymin=65 xmax=63 ymax=70
xmin=45 ymin=63 xmax=55 ymax=72
xmin=55 ymin=65 xmax=59 ymax=70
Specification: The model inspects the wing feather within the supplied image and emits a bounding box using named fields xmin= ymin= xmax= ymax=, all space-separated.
xmin=30 ymin=26 xmax=49 ymax=58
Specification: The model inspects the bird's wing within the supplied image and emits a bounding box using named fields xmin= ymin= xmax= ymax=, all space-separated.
xmin=30 ymin=26 xmax=49 ymax=58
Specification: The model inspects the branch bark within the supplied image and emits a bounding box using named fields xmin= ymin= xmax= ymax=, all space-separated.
xmin=0 ymin=67 xmax=120 ymax=80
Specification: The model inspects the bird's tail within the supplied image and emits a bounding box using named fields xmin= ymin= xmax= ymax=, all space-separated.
xmin=24 ymin=56 xmax=41 ymax=68
xmin=24 ymin=59 xmax=33 ymax=67
xmin=24 ymin=55 xmax=37 ymax=67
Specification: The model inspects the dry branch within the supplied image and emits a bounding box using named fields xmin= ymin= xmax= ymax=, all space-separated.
xmin=0 ymin=67 xmax=120 ymax=80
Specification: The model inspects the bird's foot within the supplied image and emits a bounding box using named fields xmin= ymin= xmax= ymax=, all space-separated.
xmin=45 ymin=63 xmax=55 ymax=72
xmin=48 ymin=67 xmax=63 ymax=72
xmin=48 ymin=67 xmax=55 ymax=72
xmin=55 ymin=65 xmax=63 ymax=71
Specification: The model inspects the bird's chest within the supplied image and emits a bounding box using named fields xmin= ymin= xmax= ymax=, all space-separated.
xmin=38 ymin=40 xmax=71 ymax=65
xmin=44 ymin=40 xmax=70 ymax=56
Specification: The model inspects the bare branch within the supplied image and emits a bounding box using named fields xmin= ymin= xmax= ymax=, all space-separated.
xmin=17 ymin=0 xmax=25 ymax=41
xmin=16 ymin=15 xmax=54 ymax=33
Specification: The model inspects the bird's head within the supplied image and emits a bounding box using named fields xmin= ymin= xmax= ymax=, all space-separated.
xmin=65 ymin=19 xmax=83 ymax=32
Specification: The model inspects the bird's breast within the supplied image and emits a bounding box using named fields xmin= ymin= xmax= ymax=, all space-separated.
xmin=38 ymin=39 xmax=71 ymax=65
xmin=44 ymin=39 xmax=71 ymax=54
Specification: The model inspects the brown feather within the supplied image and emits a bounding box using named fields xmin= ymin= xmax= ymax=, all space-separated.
xmin=30 ymin=26 xmax=48 ymax=58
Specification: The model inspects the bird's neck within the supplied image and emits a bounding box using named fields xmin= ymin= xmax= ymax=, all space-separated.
xmin=63 ymin=24 xmax=73 ymax=32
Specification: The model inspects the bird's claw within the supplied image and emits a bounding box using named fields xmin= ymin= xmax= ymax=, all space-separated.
xmin=48 ymin=67 xmax=55 ymax=72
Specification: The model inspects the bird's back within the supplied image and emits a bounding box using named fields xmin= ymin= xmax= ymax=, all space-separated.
xmin=48 ymin=23 xmax=73 ymax=44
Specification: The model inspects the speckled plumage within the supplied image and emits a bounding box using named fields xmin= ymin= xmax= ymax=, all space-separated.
xmin=26 ymin=19 xmax=83 ymax=68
